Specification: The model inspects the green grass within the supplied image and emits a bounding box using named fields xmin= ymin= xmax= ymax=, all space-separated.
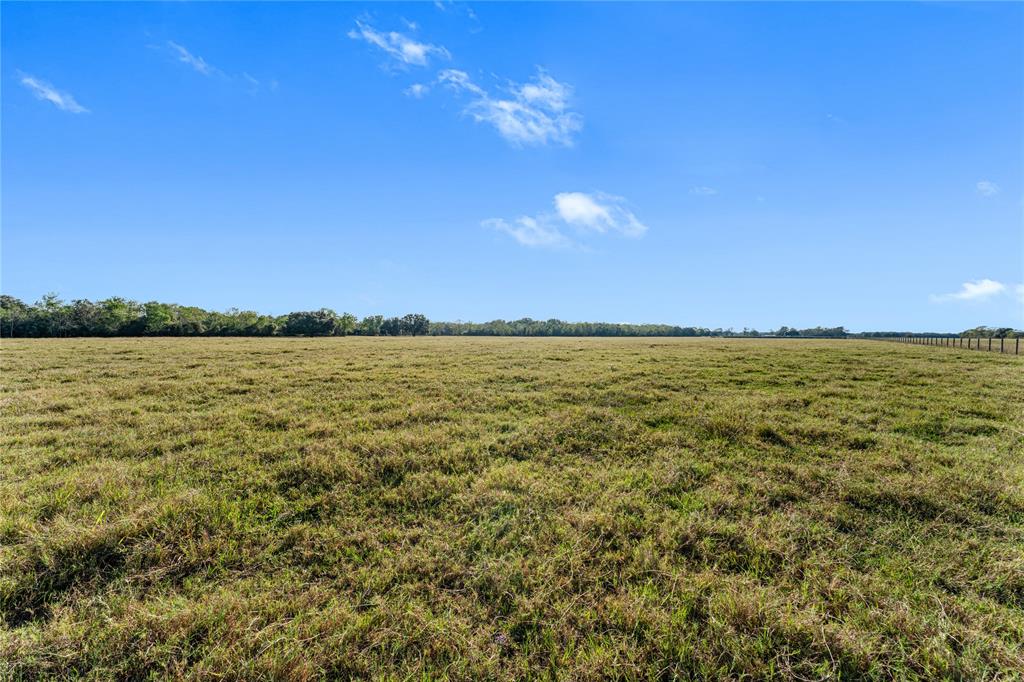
xmin=1 ymin=337 xmax=1022 ymax=680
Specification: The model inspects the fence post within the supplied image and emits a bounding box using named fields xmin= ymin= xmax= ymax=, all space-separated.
xmin=988 ymin=338 xmax=992 ymax=352
xmin=1001 ymin=338 xmax=1004 ymax=354
xmin=1017 ymin=337 xmax=1020 ymax=355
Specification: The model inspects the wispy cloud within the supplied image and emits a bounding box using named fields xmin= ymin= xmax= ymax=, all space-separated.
xmin=156 ymin=41 xmax=274 ymax=93
xmin=404 ymin=83 xmax=430 ymax=98
xmin=167 ymin=41 xmax=221 ymax=77
xmin=347 ymin=19 xmax=578 ymax=146
xmin=18 ymin=73 xmax=88 ymax=113
xmin=976 ymin=180 xmax=1000 ymax=197
xmin=438 ymin=68 xmax=582 ymax=147
xmin=349 ymin=20 xmax=450 ymax=67
xmin=483 ymin=216 xmax=572 ymax=249
xmin=433 ymin=0 xmax=480 ymax=30
xmin=242 ymin=72 xmax=261 ymax=91
xmin=931 ymin=279 xmax=1006 ymax=303
xmin=485 ymin=192 xmax=647 ymax=249
xmin=689 ymin=186 xmax=718 ymax=196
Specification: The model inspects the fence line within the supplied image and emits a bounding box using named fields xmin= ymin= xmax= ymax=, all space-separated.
xmin=883 ymin=336 xmax=1020 ymax=355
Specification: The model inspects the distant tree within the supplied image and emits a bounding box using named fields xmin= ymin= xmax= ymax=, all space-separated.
xmin=143 ymin=302 xmax=174 ymax=335
xmin=0 ymin=295 xmax=29 ymax=337
xmin=35 ymin=293 xmax=72 ymax=337
xmin=380 ymin=317 xmax=402 ymax=336
xmin=98 ymin=297 xmax=143 ymax=335
xmin=961 ymin=326 xmax=1021 ymax=338
xmin=401 ymin=313 xmax=429 ymax=336
xmin=283 ymin=309 xmax=338 ymax=336
xmin=359 ymin=315 xmax=384 ymax=336
xmin=336 ymin=313 xmax=357 ymax=336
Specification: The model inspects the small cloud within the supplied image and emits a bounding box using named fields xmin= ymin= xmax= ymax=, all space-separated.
xmin=931 ymin=279 xmax=1006 ymax=303
xmin=485 ymin=191 xmax=647 ymax=249
xmin=17 ymin=73 xmax=88 ymax=113
xmin=976 ymin=180 xmax=1000 ymax=197
xmin=438 ymin=68 xmax=582 ymax=147
xmin=690 ymin=186 xmax=718 ymax=196
xmin=167 ymin=41 xmax=221 ymax=77
xmin=554 ymin=192 xmax=647 ymax=237
xmin=404 ymin=83 xmax=429 ymax=98
xmin=348 ymin=20 xmax=450 ymax=68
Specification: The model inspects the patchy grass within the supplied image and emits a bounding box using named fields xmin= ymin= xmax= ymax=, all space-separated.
xmin=1 ymin=337 xmax=1022 ymax=680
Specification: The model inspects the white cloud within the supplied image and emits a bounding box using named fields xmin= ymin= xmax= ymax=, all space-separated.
xmin=438 ymin=68 xmax=582 ymax=147
xmin=18 ymin=73 xmax=88 ymax=113
xmin=167 ymin=41 xmax=220 ymax=76
xmin=554 ymin=192 xmax=647 ymax=237
xmin=516 ymin=73 xmax=570 ymax=113
xmin=931 ymin=279 xmax=1007 ymax=303
xmin=976 ymin=180 xmax=1000 ymax=197
xmin=690 ymin=186 xmax=718 ymax=196
xmin=485 ymin=192 xmax=647 ymax=249
xmin=404 ymin=83 xmax=430 ymax=98
xmin=348 ymin=20 xmax=450 ymax=67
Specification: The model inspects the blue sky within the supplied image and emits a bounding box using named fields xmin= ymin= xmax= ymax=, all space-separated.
xmin=3 ymin=1 xmax=1021 ymax=331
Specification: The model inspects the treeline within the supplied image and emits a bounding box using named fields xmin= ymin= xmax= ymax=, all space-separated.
xmin=0 ymin=295 xmax=428 ymax=338
xmin=430 ymin=320 xmax=848 ymax=338
xmin=7 ymin=294 xmax=1015 ymax=339
xmin=860 ymin=327 xmax=1023 ymax=339
xmin=0 ymin=294 xmax=852 ymax=339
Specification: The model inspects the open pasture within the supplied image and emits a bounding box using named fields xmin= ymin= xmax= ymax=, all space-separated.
xmin=1 ymin=338 xmax=1022 ymax=680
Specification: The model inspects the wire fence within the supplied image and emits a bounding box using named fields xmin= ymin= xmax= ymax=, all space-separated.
xmin=886 ymin=336 xmax=1021 ymax=355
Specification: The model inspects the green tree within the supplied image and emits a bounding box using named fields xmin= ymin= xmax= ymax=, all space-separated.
xmin=283 ymin=309 xmax=338 ymax=336
xmin=143 ymin=302 xmax=174 ymax=335
xmin=336 ymin=313 xmax=357 ymax=336
xmin=401 ymin=313 xmax=429 ymax=336
xmin=0 ymin=296 xmax=29 ymax=337
xmin=359 ymin=315 xmax=384 ymax=336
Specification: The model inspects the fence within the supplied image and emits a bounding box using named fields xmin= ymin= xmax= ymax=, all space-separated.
xmin=887 ymin=336 xmax=1021 ymax=355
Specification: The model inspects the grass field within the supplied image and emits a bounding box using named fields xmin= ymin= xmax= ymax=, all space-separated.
xmin=1 ymin=337 xmax=1022 ymax=680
